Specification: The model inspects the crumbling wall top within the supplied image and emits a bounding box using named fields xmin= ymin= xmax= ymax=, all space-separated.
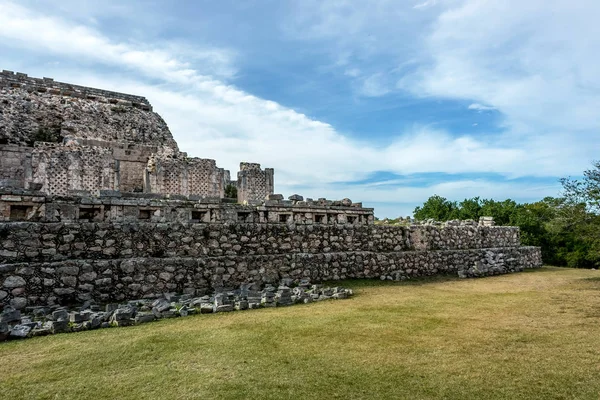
xmin=0 ymin=70 xmax=151 ymax=109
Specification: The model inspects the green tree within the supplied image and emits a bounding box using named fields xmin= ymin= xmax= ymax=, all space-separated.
xmin=560 ymin=161 xmax=600 ymax=213
xmin=557 ymin=162 xmax=600 ymax=267
xmin=413 ymin=195 xmax=459 ymax=221
xmin=224 ymin=184 xmax=237 ymax=199
xmin=479 ymin=199 xmax=518 ymax=225
xmin=458 ymin=197 xmax=482 ymax=220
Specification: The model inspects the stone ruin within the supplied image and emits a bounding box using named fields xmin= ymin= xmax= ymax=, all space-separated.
xmin=0 ymin=70 xmax=373 ymax=225
xmin=0 ymin=71 xmax=542 ymax=339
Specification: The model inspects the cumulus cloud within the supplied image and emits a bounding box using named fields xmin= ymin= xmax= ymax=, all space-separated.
xmin=286 ymin=0 xmax=600 ymax=175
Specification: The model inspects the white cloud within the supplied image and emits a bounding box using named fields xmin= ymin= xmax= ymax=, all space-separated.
xmin=413 ymin=0 xmax=438 ymax=10
xmin=403 ymin=0 xmax=600 ymax=136
xmin=468 ymin=103 xmax=495 ymax=112
xmin=0 ymin=2 xmax=237 ymax=80
xmin=284 ymin=0 xmax=600 ymax=177
xmin=344 ymin=68 xmax=361 ymax=77
xmin=358 ymin=73 xmax=391 ymax=97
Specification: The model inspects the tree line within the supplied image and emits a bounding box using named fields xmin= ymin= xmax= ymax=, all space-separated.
xmin=411 ymin=162 xmax=600 ymax=268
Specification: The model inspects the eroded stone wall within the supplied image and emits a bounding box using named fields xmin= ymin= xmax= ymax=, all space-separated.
xmin=0 ymin=145 xmax=32 ymax=189
xmin=0 ymin=222 xmax=541 ymax=308
xmin=237 ymin=163 xmax=274 ymax=204
xmin=0 ymin=71 xmax=178 ymax=151
xmin=146 ymin=156 xmax=230 ymax=198
xmin=31 ymin=144 xmax=116 ymax=196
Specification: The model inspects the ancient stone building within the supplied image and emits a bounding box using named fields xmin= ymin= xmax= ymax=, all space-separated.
xmin=0 ymin=70 xmax=542 ymax=313
xmin=0 ymin=70 xmax=374 ymax=224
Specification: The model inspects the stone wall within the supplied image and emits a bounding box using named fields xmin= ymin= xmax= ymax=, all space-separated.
xmin=146 ymin=156 xmax=230 ymax=198
xmin=237 ymin=163 xmax=274 ymax=204
xmin=0 ymin=72 xmax=278 ymax=203
xmin=31 ymin=144 xmax=116 ymax=196
xmin=0 ymin=222 xmax=541 ymax=309
xmin=0 ymin=145 xmax=32 ymax=189
xmin=0 ymin=70 xmax=151 ymax=108
xmin=0 ymin=188 xmax=376 ymax=226
xmin=0 ymin=71 xmax=178 ymax=150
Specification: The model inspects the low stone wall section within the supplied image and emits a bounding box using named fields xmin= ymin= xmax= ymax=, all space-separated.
xmin=0 ymin=223 xmax=521 ymax=265
xmin=0 ymin=246 xmax=541 ymax=308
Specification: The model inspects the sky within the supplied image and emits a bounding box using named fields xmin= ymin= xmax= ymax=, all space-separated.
xmin=0 ymin=0 xmax=598 ymax=218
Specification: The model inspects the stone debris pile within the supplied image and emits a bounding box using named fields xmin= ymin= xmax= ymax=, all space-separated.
xmin=0 ymin=280 xmax=353 ymax=342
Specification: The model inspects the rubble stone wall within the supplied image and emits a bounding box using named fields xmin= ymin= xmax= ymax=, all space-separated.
xmin=0 ymin=222 xmax=542 ymax=308
xmin=0 ymin=71 xmax=178 ymax=150
xmin=0 ymin=70 xmax=150 ymax=106
xmin=0 ymin=145 xmax=32 ymax=189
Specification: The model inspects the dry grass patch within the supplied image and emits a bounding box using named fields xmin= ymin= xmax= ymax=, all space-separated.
xmin=1 ymin=267 xmax=599 ymax=399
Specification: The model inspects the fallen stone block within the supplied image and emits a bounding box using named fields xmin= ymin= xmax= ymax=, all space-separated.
xmin=1 ymin=307 xmax=21 ymax=324
xmin=52 ymin=309 xmax=69 ymax=321
xmin=50 ymin=320 xmax=70 ymax=334
xmin=0 ymin=322 xmax=9 ymax=341
xmin=199 ymin=303 xmax=214 ymax=314
xmin=9 ymin=324 xmax=31 ymax=338
xmin=215 ymin=304 xmax=234 ymax=313
xmin=135 ymin=313 xmax=155 ymax=324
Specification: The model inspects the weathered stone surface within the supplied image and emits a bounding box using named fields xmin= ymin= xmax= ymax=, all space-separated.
xmin=9 ymin=297 xmax=27 ymax=310
xmin=135 ymin=313 xmax=155 ymax=324
xmin=1 ymin=307 xmax=21 ymax=323
xmin=52 ymin=309 xmax=69 ymax=321
xmin=9 ymin=324 xmax=31 ymax=338
xmin=50 ymin=320 xmax=69 ymax=333
xmin=0 ymin=79 xmax=177 ymax=150
xmin=3 ymin=275 xmax=26 ymax=288
xmin=0 ymin=321 xmax=9 ymax=341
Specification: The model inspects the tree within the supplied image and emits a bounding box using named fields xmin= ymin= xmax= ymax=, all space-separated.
xmin=413 ymin=195 xmax=459 ymax=221
xmin=479 ymin=199 xmax=518 ymax=225
xmin=557 ymin=162 xmax=600 ymax=266
xmin=560 ymin=161 xmax=600 ymax=213
xmin=224 ymin=184 xmax=237 ymax=199
xmin=458 ymin=197 xmax=482 ymax=220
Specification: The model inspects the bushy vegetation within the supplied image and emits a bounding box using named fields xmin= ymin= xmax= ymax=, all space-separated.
xmin=412 ymin=162 xmax=600 ymax=268
xmin=224 ymin=184 xmax=237 ymax=199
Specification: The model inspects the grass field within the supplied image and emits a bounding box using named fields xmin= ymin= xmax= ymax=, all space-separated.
xmin=1 ymin=266 xmax=599 ymax=399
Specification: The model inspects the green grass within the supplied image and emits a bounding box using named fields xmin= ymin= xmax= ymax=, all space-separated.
xmin=1 ymin=267 xmax=599 ymax=399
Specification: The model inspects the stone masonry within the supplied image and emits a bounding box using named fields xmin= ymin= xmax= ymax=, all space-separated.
xmin=0 ymin=71 xmax=268 ymax=203
xmin=0 ymin=70 xmax=543 ymax=314
xmin=0 ymin=222 xmax=541 ymax=309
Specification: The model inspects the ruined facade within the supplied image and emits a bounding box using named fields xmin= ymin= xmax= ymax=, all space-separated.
xmin=0 ymin=70 xmax=366 ymax=224
xmin=0 ymin=71 xmax=542 ymax=312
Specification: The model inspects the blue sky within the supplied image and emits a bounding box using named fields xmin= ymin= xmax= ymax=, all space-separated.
xmin=1 ymin=0 xmax=598 ymax=217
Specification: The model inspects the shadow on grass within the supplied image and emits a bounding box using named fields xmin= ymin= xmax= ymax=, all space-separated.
xmin=324 ymin=266 xmax=561 ymax=291
xmin=323 ymin=274 xmax=460 ymax=290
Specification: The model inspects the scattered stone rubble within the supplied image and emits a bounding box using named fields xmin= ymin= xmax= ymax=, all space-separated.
xmin=0 ymin=280 xmax=353 ymax=341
